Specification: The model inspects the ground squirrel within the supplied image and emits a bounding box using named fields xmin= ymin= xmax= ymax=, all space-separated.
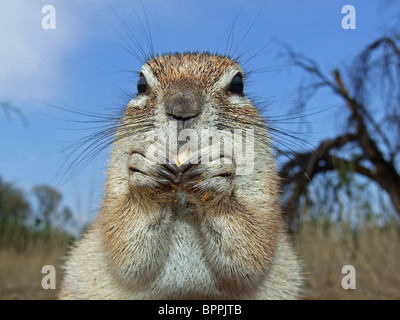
xmin=59 ymin=52 xmax=302 ymax=299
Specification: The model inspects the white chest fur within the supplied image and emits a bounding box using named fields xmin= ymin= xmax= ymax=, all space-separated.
xmin=147 ymin=210 xmax=220 ymax=299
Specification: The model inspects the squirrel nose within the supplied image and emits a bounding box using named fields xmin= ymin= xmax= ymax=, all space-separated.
xmin=165 ymin=90 xmax=203 ymax=120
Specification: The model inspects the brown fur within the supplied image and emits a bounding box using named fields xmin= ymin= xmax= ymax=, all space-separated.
xmin=59 ymin=53 xmax=302 ymax=299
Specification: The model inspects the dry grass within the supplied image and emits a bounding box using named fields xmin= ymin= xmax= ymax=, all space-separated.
xmin=0 ymin=218 xmax=399 ymax=299
xmin=295 ymin=219 xmax=400 ymax=299
xmin=0 ymin=229 xmax=69 ymax=300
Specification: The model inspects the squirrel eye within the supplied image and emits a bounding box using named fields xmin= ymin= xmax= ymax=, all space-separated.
xmin=137 ymin=74 xmax=148 ymax=94
xmin=228 ymin=73 xmax=244 ymax=96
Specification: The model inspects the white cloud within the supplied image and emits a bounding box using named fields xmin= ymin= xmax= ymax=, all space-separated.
xmin=0 ymin=0 xmax=110 ymax=105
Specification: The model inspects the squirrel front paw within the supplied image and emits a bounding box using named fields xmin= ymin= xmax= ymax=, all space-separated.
xmin=179 ymin=156 xmax=235 ymax=203
xmin=128 ymin=151 xmax=179 ymax=191
xmin=128 ymin=150 xmax=235 ymax=203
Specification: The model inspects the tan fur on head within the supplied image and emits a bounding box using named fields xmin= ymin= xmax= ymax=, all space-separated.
xmin=59 ymin=53 xmax=302 ymax=300
xmin=147 ymin=53 xmax=237 ymax=89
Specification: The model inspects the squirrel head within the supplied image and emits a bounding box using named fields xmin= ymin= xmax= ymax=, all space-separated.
xmin=123 ymin=52 xmax=262 ymax=131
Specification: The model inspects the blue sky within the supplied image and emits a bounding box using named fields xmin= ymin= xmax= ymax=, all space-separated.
xmin=0 ymin=0 xmax=398 ymax=227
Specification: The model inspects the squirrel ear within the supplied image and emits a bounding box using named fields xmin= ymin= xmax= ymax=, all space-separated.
xmin=227 ymin=73 xmax=244 ymax=96
xmin=137 ymin=73 xmax=148 ymax=94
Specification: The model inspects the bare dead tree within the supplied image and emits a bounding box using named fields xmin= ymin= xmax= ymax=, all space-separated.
xmin=279 ymin=36 xmax=400 ymax=225
xmin=0 ymin=101 xmax=27 ymax=126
